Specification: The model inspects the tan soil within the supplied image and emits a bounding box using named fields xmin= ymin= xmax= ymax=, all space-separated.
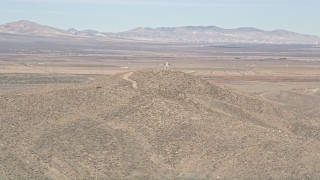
xmin=0 ymin=70 xmax=319 ymax=179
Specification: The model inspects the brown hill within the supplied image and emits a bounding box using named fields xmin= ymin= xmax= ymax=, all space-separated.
xmin=0 ymin=20 xmax=70 ymax=37
xmin=0 ymin=70 xmax=319 ymax=179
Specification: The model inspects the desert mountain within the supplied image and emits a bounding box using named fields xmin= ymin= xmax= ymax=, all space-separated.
xmin=0 ymin=20 xmax=70 ymax=37
xmin=1 ymin=20 xmax=319 ymax=44
xmin=0 ymin=70 xmax=319 ymax=179
xmin=116 ymin=26 xmax=320 ymax=44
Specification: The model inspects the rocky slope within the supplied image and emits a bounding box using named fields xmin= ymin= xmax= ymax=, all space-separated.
xmin=0 ymin=70 xmax=319 ymax=179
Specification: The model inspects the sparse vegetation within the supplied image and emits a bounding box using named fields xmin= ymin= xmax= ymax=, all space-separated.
xmin=0 ymin=70 xmax=319 ymax=179
xmin=0 ymin=73 xmax=91 ymax=84
xmin=0 ymin=27 xmax=319 ymax=179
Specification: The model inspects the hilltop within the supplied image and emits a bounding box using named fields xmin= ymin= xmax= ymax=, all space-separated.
xmin=0 ymin=70 xmax=319 ymax=179
xmin=0 ymin=20 xmax=70 ymax=37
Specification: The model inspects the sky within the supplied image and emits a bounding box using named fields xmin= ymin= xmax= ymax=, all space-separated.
xmin=0 ymin=0 xmax=319 ymax=36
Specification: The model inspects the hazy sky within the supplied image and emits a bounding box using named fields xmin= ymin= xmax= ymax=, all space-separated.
xmin=0 ymin=0 xmax=319 ymax=35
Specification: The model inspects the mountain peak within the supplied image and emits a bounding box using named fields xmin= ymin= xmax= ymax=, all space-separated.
xmin=0 ymin=20 xmax=69 ymax=37
xmin=13 ymin=20 xmax=38 ymax=24
xmin=234 ymin=27 xmax=264 ymax=32
xmin=67 ymin=28 xmax=79 ymax=34
xmin=3 ymin=20 xmax=42 ymax=28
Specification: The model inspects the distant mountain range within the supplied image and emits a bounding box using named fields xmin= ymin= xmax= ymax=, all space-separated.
xmin=0 ymin=20 xmax=319 ymax=44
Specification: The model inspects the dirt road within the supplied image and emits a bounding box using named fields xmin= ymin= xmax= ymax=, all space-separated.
xmin=260 ymin=91 xmax=285 ymax=106
xmin=122 ymin=72 xmax=138 ymax=89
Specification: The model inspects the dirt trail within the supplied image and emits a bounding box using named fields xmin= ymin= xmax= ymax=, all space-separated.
xmin=260 ymin=91 xmax=285 ymax=106
xmin=122 ymin=72 xmax=138 ymax=89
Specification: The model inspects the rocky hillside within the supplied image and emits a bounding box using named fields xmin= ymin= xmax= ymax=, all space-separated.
xmin=0 ymin=70 xmax=319 ymax=179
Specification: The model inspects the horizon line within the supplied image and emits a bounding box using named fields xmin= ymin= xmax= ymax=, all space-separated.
xmin=1 ymin=19 xmax=319 ymax=37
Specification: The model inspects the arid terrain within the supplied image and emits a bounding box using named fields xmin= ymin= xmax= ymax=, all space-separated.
xmin=0 ymin=69 xmax=320 ymax=179
xmin=1 ymin=23 xmax=320 ymax=179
